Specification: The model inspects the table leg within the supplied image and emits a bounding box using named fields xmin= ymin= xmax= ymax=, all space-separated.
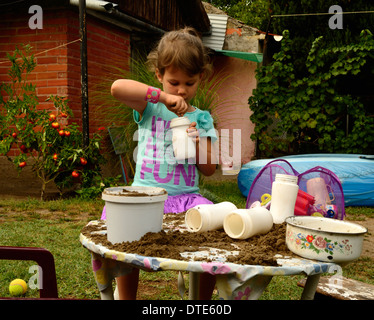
xmin=100 ymin=284 xmax=114 ymax=300
xmin=189 ymin=272 xmax=200 ymax=300
xmin=300 ymin=274 xmax=321 ymax=300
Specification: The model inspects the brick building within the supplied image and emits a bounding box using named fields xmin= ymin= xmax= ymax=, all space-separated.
xmin=1 ymin=8 xmax=130 ymax=153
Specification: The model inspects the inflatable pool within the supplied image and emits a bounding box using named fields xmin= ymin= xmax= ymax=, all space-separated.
xmin=237 ymin=154 xmax=374 ymax=206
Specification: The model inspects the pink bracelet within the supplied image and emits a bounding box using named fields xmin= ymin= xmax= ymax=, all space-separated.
xmin=145 ymin=86 xmax=161 ymax=104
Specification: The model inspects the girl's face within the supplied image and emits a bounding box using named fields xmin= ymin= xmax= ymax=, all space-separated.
xmin=156 ymin=66 xmax=202 ymax=104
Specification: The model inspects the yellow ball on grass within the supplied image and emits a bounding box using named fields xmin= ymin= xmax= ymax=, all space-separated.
xmin=9 ymin=279 xmax=27 ymax=297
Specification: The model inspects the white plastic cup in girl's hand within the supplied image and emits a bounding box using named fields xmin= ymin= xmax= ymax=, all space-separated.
xmin=170 ymin=117 xmax=196 ymax=161
xmin=223 ymin=207 xmax=273 ymax=240
xmin=185 ymin=201 xmax=238 ymax=233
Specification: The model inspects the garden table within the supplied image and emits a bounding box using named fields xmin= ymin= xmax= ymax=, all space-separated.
xmin=79 ymin=219 xmax=338 ymax=300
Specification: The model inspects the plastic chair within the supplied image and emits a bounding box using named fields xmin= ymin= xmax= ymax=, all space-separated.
xmin=108 ymin=126 xmax=129 ymax=184
xmin=0 ymin=246 xmax=58 ymax=299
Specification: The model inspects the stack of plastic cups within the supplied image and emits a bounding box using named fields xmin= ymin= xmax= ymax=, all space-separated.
xmin=294 ymin=189 xmax=315 ymax=216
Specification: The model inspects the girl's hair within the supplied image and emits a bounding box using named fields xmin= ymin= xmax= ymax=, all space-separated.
xmin=147 ymin=27 xmax=211 ymax=79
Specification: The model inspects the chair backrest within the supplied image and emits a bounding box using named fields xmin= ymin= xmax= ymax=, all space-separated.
xmin=0 ymin=246 xmax=58 ymax=299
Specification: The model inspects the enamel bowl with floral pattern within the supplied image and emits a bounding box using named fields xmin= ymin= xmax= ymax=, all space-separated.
xmin=285 ymin=216 xmax=367 ymax=264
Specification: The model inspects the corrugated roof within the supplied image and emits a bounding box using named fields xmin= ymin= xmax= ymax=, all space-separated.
xmin=202 ymin=13 xmax=228 ymax=50
xmin=203 ymin=13 xmax=263 ymax=63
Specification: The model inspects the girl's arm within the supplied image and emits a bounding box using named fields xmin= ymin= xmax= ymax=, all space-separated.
xmin=188 ymin=122 xmax=217 ymax=176
xmin=196 ymin=137 xmax=216 ymax=176
xmin=111 ymin=79 xmax=189 ymax=116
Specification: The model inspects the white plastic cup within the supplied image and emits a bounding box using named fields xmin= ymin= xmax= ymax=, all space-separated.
xmin=270 ymin=174 xmax=299 ymax=224
xmin=170 ymin=117 xmax=196 ymax=161
xmin=102 ymin=186 xmax=168 ymax=243
xmin=223 ymin=207 xmax=273 ymax=240
xmin=185 ymin=202 xmax=238 ymax=233
xmin=306 ymin=177 xmax=335 ymax=210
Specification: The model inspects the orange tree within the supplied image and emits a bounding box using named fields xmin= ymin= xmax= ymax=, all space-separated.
xmin=0 ymin=46 xmax=106 ymax=200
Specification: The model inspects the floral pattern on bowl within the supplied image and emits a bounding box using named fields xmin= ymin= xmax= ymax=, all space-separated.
xmin=285 ymin=216 xmax=367 ymax=264
xmin=287 ymin=230 xmax=353 ymax=258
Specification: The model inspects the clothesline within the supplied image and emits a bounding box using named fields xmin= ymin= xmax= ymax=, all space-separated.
xmin=271 ymin=10 xmax=374 ymax=18
xmin=0 ymin=38 xmax=82 ymax=65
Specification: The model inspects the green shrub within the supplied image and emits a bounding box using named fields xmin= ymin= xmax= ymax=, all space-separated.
xmin=249 ymin=30 xmax=374 ymax=157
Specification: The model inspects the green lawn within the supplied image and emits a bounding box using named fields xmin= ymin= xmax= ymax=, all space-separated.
xmin=0 ymin=181 xmax=372 ymax=300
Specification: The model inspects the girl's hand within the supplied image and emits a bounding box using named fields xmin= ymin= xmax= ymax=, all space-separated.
xmin=187 ymin=121 xmax=199 ymax=143
xmin=163 ymin=93 xmax=189 ymax=117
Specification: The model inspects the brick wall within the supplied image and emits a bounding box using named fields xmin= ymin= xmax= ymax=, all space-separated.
xmin=0 ymin=6 xmax=131 ymax=156
xmin=65 ymin=9 xmax=131 ymax=132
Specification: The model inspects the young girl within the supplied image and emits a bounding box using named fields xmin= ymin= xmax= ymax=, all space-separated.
xmin=109 ymin=27 xmax=217 ymax=299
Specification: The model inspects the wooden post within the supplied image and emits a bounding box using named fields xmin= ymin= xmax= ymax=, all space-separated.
xmin=79 ymin=0 xmax=89 ymax=147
